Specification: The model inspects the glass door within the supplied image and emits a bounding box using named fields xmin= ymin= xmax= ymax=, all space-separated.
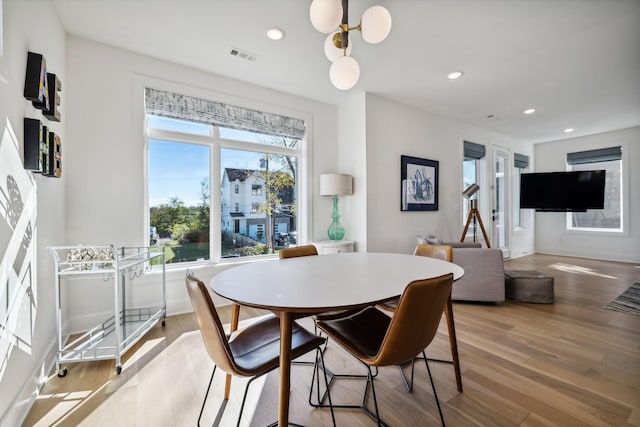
xmin=492 ymin=146 xmax=510 ymax=258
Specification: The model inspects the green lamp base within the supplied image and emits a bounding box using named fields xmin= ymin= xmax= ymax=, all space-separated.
xmin=327 ymin=195 xmax=345 ymax=240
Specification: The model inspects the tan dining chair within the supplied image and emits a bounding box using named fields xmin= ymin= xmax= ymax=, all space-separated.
xmin=185 ymin=270 xmax=335 ymax=427
xmin=379 ymin=243 xmax=462 ymax=393
xmin=279 ymin=244 xmax=320 ymax=258
xmin=313 ymin=273 xmax=453 ymax=426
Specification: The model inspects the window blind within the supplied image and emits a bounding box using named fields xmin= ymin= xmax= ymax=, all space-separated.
xmin=464 ymin=141 xmax=486 ymax=159
xmin=567 ymin=146 xmax=621 ymax=165
xmin=144 ymin=87 xmax=306 ymax=139
xmin=514 ymin=153 xmax=529 ymax=169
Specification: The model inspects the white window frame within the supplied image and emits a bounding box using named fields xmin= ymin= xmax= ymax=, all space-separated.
xmin=138 ymin=76 xmax=312 ymax=266
xmin=564 ymin=144 xmax=628 ymax=236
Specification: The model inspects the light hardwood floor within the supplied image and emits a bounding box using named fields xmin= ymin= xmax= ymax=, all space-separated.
xmin=23 ymin=254 xmax=640 ymax=426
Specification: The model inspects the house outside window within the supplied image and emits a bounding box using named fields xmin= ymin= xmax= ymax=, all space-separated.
xmin=566 ymin=147 xmax=622 ymax=232
xmin=145 ymin=87 xmax=305 ymax=263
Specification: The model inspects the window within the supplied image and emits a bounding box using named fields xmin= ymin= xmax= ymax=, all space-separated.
xmin=512 ymin=153 xmax=531 ymax=230
xmin=462 ymin=141 xmax=485 ymax=236
xmin=566 ymin=147 xmax=622 ymax=232
xmin=145 ymin=87 xmax=305 ymax=263
xmin=148 ymin=138 xmax=211 ymax=263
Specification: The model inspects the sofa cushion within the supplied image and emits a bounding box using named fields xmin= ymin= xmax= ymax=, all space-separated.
xmin=451 ymin=248 xmax=505 ymax=302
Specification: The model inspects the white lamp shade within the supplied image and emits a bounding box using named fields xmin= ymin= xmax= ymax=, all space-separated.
xmin=310 ymin=0 xmax=343 ymax=33
xmin=324 ymin=31 xmax=352 ymax=62
xmin=360 ymin=5 xmax=392 ymax=44
xmin=320 ymin=174 xmax=353 ymax=196
xmin=329 ymin=55 xmax=360 ymax=90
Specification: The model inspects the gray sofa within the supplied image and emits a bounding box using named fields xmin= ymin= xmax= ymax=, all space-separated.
xmin=442 ymin=242 xmax=505 ymax=302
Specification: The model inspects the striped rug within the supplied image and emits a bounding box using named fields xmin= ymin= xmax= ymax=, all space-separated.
xmin=604 ymin=281 xmax=640 ymax=315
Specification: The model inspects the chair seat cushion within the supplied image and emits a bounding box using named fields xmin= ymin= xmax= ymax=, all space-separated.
xmin=317 ymin=307 xmax=391 ymax=359
xmin=504 ymin=270 xmax=555 ymax=303
xmin=230 ymin=315 xmax=325 ymax=375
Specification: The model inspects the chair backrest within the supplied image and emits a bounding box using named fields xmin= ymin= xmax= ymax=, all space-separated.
xmin=413 ymin=244 xmax=453 ymax=262
xmin=185 ymin=270 xmax=238 ymax=374
xmin=371 ymin=273 xmax=453 ymax=367
xmin=279 ymin=244 xmax=318 ymax=259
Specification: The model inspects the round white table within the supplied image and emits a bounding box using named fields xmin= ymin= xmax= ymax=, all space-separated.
xmin=210 ymin=252 xmax=464 ymax=426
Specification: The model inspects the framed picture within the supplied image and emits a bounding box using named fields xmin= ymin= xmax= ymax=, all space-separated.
xmin=401 ymin=155 xmax=439 ymax=211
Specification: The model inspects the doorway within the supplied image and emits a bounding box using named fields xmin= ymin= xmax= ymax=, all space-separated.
xmin=491 ymin=146 xmax=510 ymax=258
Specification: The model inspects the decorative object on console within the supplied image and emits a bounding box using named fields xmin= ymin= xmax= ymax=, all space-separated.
xmin=320 ymin=173 xmax=352 ymax=240
xmin=401 ymin=155 xmax=439 ymax=211
xmin=309 ymin=0 xmax=392 ymax=90
xmin=460 ymin=183 xmax=491 ymax=247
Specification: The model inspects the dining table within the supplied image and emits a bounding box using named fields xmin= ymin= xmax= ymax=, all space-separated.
xmin=210 ymin=251 xmax=464 ymax=426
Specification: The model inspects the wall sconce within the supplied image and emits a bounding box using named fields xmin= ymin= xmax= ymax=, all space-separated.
xmin=310 ymin=0 xmax=392 ymax=90
xmin=320 ymin=173 xmax=353 ymax=240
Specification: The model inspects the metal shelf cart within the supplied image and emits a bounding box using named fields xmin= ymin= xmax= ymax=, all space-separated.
xmin=48 ymin=245 xmax=166 ymax=376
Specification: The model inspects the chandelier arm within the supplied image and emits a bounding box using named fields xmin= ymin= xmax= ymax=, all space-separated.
xmin=341 ymin=0 xmax=349 ymax=49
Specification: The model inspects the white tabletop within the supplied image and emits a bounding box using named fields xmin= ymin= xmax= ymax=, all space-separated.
xmin=211 ymin=252 xmax=464 ymax=313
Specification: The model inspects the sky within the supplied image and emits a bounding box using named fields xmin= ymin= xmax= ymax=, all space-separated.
xmin=147 ymin=116 xmax=284 ymax=207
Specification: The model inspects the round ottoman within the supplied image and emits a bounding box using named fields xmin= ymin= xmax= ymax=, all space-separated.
xmin=504 ymin=270 xmax=554 ymax=303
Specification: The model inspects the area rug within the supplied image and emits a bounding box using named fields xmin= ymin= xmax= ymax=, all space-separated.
xmin=604 ymin=281 xmax=640 ymax=315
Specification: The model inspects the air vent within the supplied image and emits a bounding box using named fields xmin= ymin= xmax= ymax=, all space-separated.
xmin=229 ymin=47 xmax=258 ymax=62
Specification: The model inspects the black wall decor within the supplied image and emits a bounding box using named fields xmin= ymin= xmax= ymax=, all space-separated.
xmin=23 ymin=51 xmax=63 ymax=177
xmin=43 ymin=73 xmax=61 ymax=121
xmin=24 ymin=52 xmax=50 ymax=111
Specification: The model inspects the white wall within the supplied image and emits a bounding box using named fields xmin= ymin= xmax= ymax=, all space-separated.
xmin=0 ymin=0 xmax=66 ymax=425
xmin=63 ymin=37 xmax=338 ymax=329
xmin=360 ymin=94 xmax=535 ymax=256
xmin=334 ymin=93 xmax=367 ymax=251
xmin=534 ymin=127 xmax=640 ymax=262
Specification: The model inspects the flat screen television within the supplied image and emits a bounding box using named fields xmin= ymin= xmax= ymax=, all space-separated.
xmin=520 ymin=170 xmax=606 ymax=212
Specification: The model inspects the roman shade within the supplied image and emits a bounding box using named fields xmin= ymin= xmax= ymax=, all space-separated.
xmin=514 ymin=153 xmax=529 ymax=169
xmin=464 ymin=141 xmax=486 ymax=160
xmin=566 ymin=146 xmax=621 ymax=165
xmin=144 ymin=87 xmax=306 ymax=139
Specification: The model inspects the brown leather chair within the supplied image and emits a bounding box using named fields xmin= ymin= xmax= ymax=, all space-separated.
xmin=185 ymin=270 xmax=335 ymax=426
xmin=379 ymin=244 xmax=462 ymax=393
xmin=279 ymin=244 xmax=319 ymax=258
xmin=314 ymin=273 xmax=453 ymax=426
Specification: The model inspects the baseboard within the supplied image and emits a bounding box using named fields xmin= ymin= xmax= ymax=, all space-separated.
xmin=535 ymin=248 xmax=640 ymax=263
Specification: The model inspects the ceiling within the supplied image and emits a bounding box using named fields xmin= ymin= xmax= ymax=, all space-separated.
xmin=52 ymin=0 xmax=640 ymax=144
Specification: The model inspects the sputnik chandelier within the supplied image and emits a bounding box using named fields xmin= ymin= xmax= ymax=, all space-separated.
xmin=309 ymin=0 xmax=392 ymax=90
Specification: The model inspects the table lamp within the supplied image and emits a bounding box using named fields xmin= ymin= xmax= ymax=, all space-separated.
xmin=320 ymin=173 xmax=353 ymax=240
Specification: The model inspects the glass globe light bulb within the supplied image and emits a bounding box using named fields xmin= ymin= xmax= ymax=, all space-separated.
xmin=324 ymin=32 xmax=352 ymax=62
xmin=329 ymin=55 xmax=360 ymax=90
xmin=360 ymin=5 xmax=392 ymax=44
xmin=310 ymin=0 xmax=343 ymax=33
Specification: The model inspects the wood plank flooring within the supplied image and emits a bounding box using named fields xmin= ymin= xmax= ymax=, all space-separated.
xmin=22 ymin=254 xmax=640 ymax=426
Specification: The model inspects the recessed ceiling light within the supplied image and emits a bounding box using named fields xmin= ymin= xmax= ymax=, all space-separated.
xmin=266 ymin=28 xmax=285 ymax=41
xmin=523 ymin=108 xmax=536 ymax=115
xmin=564 ymin=128 xmax=574 ymax=133
xmin=447 ymin=71 xmax=464 ymax=80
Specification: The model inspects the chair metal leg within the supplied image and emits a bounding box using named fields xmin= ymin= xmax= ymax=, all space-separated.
xmin=423 ymin=351 xmax=446 ymax=426
xmin=198 ymin=365 xmax=217 ymax=427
